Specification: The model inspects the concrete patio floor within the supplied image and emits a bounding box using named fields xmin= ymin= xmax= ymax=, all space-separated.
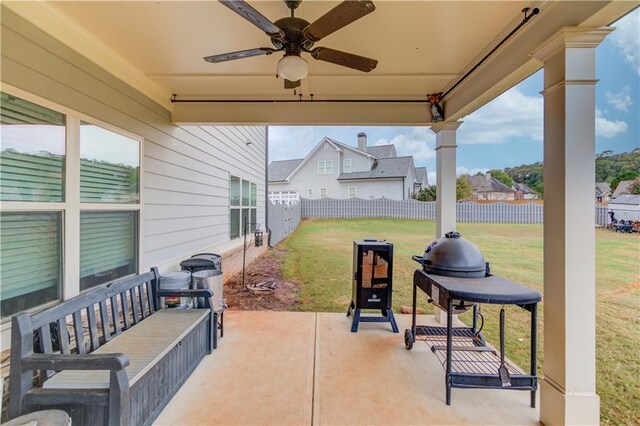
xmin=155 ymin=311 xmax=539 ymax=425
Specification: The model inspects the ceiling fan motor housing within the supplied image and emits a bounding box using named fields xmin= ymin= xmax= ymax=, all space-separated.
xmin=273 ymin=17 xmax=314 ymax=54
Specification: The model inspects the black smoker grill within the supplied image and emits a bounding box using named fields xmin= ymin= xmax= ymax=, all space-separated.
xmin=406 ymin=232 xmax=541 ymax=406
xmin=347 ymin=239 xmax=398 ymax=333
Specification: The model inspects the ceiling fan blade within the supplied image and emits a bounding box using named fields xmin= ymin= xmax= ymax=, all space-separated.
xmin=219 ymin=0 xmax=284 ymax=38
xmin=284 ymin=79 xmax=301 ymax=89
xmin=303 ymin=0 xmax=375 ymax=42
xmin=204 ymin=47 xmax=276 ymax=63
xmin=311 ymin=47 xmax=377 ymax=72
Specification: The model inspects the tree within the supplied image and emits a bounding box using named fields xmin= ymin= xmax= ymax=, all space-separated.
xmin=416 ymin=185 xmax=437 ymax=201
xmin=611 ymin=171 xmax=640 ymax=192
xmin=456 ymin=176 xmax=473 ymax=201
xmin=629 ymin=177 xmax=640 ymax=195
xmin=488 ymin=169 xmax=513 ymax=187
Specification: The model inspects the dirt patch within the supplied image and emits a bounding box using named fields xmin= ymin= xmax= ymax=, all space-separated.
xmin=224 ymin=248 xmax=299 ymax=311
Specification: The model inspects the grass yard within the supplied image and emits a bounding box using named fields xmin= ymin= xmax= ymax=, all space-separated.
xmin=278 ymin=218 xmax=639 ymax=425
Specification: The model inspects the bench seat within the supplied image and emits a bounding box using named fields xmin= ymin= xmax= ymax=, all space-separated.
xmin=44 ymin=310 xmax=209 ymax=390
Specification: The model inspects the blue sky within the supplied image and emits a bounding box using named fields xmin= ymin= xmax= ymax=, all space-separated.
xmin=269 ymin=9 xmax=639 ymax=183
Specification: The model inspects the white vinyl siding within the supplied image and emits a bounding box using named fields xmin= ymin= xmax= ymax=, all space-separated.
xmin=343 ymin=159 xmax=352 ymax=173
xmin=348 ymin=187 xmax=357 ymax=198
xmin=0 ymin=7 xmax=267 ymax=331
xmin=318 ymin=160 xmax=333 ymax=175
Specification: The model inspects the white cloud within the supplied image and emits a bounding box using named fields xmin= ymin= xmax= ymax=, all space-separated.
xmin=375 ymin=127 xmax=436 ymax=161
xmin=427 ymin=171 xmax=437 ymax=185
xmin=458 ymin=87 xmax=543 ymax=144
xmin=610 ymin=9 xmax=640 ymax=75
xmin=268 ymin=126 xmax=317 ymax=161
xmin=456 ymin=166 xmax=488 ymax=177
xmin=595 ymin=109 xmax=628 ymax=138
xmin=606 ymin=86 xmax=633 ymax=112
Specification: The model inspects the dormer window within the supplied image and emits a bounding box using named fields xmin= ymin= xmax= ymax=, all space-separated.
xmin=318 ymin=160 xmax=333 ymax=175
xmin=343 ymin=159 xmax=352 ymax=173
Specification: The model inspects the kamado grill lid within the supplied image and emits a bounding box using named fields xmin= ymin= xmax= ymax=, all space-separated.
xmin=422 ymin=231 xmax=487 ymax=278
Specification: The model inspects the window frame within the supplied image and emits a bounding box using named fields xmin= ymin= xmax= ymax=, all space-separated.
xmin=348 ymin=186 xmax=357 ymax=198
xmin=317 ymin=160 xmax=333 ymax=175
xmin=229 ymin=175 xmax=258 ymax=239
xmin=320 ymin=188 xmax=328 ymax=198
xmin=343 ymin=159 xmax=352 ymax=173
xmin=307 ymin=188 xmax=313 ymax=197
xmin=1 ymin=85 xmax=143 ymax=316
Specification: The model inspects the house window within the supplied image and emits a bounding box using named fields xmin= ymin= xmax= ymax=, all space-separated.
xmin=230 ymin=176 xmax=257 ymax=239
xmin=348 ymin=187 xmax=357 ymax=198
xmin=307 ymin=188 xmax=313 ymax=197
xmin=0 ymin=91 xmax=142 ymax=318
xmin=343 ymin=159 xmax=352 ymax=173
xmin=320 ymin=188 xmax=328 ymax=198
xmin=318 ymin=160 xmax=333 ymax=175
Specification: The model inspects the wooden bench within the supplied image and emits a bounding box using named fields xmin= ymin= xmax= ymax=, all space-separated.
xmin=8 ymin=267 xmax=217 ymax=426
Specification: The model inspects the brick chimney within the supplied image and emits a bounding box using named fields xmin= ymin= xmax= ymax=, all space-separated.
xmin=357 ymin=132 xmax=367 ymax=151
xmin=485 ymin=172 xmax=492 ymax=181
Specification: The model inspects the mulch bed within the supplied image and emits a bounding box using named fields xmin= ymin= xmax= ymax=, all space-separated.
xmin=224 ymin=248 xmax=299 ymax=311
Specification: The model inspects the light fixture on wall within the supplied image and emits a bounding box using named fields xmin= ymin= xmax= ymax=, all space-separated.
xmin=277 ymin=54 xmax=309 ymax=82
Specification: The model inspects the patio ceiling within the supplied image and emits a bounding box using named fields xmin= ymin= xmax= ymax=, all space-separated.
xmin=7 ymin=1 xmax=635 ymax=124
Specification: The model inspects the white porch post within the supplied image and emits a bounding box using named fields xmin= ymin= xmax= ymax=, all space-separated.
xmin=433 ymin=121 xmax=461 ymax=238
xmin=532 ymin=27 xmax=612 ymax=425
xmin=432 ymin=121 xmax=461 ymax=324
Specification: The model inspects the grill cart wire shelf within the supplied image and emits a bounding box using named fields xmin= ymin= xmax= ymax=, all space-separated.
xmin=406 ymin=263 xmax=541 ymax=407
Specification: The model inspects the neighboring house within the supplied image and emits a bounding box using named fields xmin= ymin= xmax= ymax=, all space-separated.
xmin=609 ymin=195 xmax=640 ymax=222
xmin=514 ymin=182 xmax=538 ymax=200
xmin=466 ymin=173 xmax=516 ymax=201
xmin=1 ymin=12 xmax=267 ymax=347
xmin=612 ymin=180 xmax=634 ymax=199
xmin=268 ymin=133 xmax=427 ymax=200
xmin=595 ymin=182 xmax=612 ymax=202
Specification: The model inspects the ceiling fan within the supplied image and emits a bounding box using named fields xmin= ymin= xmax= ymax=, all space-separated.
xmin=204 ymin=0 xmax=378 ymax=89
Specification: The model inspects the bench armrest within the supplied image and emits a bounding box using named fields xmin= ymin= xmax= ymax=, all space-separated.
xmin=22 ymin=353 xmax=129 ymax=371
xmin=157 ymin=289 xmax=213 ymax=298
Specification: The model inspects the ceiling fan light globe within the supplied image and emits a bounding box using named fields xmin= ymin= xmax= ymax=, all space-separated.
xmin=277 ymin=55 xmax=309 ymax=82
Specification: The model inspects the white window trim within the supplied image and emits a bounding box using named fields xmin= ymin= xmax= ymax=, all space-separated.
xmin=320 ymin=188 xmax=328 ymax=198
xmin=318 ymin=160 xmax=333 ymax=175
xmin=1 ymin=84 xmax=144 ymax=305
xmin=229 ymin=176 xmax=258 ymax=240
xmin=307 ymin=188 xmax=313 ymax=197
xmin=344 ymin=159 xmax=352 ymax=173
xmin=348 ymin=186 xmax=357 ymax=198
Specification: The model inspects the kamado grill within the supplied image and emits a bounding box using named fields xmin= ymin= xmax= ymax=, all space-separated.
xmin=406 ymin=232 xmax=541 ymax=406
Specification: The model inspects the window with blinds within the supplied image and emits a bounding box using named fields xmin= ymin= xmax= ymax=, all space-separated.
xmin=80 ymin=122 xmax=139 ymax=203
xmin=1 ymin=90 xmax=142 ymax=317
xmin=0 ymin=92 xmax=65 ymax=202
xmin=0 ymin=212 xmax=62 ymax=318
xmin=80 ymin=211 xmax=138 ymax=290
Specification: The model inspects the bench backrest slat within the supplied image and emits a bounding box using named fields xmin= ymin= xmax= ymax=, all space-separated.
xmin=139 ymin=285 xmax=148 ymax=320
xmin=87 ymin=306 xmax=100 ymax=351
xmin=120 ymin=291 xmax=132 ymax=330
xmin=72 ymin=311 xmax=86 ymax=354
xmin=99 ymin=300 xmax=112 ymax=342
xmin=129 ymin=287 xmax=140 ymax=324
xmin=57 ymin=318 xmax=70 ymax=355
xmin=110 ymin=296 xmax=122 ymax=336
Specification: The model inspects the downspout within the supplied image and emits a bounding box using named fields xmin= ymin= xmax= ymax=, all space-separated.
xmin=402 ymin=177 xmax=405 ymax=200
xmin=265 ymin=127 xmax=272 ymax=247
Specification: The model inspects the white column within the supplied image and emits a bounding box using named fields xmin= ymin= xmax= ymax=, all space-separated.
xmin=433 ymin=121 xmax=461 ymax=238
xmin=432 ymin=121 xmax=461 ymax=324
xmin=532 ymin=27 xmax=612 ymax=426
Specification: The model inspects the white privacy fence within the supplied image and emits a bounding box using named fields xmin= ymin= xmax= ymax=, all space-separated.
xmin=268 ymin=201 xmax=302 ymax=246
xmin=301 ymin=198 xmax=610 ymax=225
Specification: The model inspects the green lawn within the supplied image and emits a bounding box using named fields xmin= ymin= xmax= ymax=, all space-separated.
xmin=278 ymin=218 xmax=639 ymax=425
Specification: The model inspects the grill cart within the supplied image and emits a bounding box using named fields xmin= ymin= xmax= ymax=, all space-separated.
xmin=347 ymin=239 xmax=398 ymax=333
xmin=406 ymin=232 xmax=541 ymax=406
